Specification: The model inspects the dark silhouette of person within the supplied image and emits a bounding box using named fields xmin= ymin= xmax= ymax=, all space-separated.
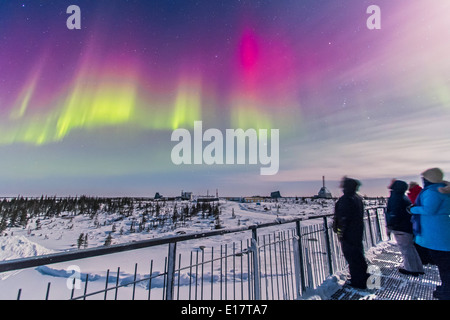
xmin=333 ymin=177 xmax=368 ymax=289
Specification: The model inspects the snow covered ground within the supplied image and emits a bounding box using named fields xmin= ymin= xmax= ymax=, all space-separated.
xmin=0 ymin=198 xmax=382 ymax=300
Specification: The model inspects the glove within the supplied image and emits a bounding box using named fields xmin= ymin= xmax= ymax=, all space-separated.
xmin=336 ymin=227 xmax=344 ymax=240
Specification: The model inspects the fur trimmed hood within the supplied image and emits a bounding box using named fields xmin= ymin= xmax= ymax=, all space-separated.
xmin=439 ymin=181 xmax=450 ymax=194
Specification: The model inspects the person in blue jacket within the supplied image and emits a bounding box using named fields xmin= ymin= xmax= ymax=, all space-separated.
xmin=386 ymin=180 xmax=424 ymax=276
xmin=410 ymin=168 xmax=450 ymax=300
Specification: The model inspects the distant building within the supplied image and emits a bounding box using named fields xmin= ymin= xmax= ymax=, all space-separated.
xmin=224 ymin=197 xmax=244 ymax=202
xmin=243 ymin=196 xmax=266 ymax=203
xmin=196 ymin=196 xmax=219 ymax=203
xmin=316 ymin=176 xmax=332 ymax=199
xmin=193 ymin=189 xmax=219 ymax=202
xmin=154 ymin=192 xmax=162 ymax=200
xmin=270 ymin=191 xmax=282 ymax=199
xmin=181 ymin=191 xmax=193 ymax=201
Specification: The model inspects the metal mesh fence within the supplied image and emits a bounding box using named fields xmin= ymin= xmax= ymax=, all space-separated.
xmin=1 ymin=207 xmax=388 ymax=300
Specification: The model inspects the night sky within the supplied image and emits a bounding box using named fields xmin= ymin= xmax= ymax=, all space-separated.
xmin=0 ymin=0 xmax=449 ymax=197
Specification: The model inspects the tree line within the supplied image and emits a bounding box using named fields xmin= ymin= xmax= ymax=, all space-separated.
xmin=0 ymin=196 xmax=222 ymax=238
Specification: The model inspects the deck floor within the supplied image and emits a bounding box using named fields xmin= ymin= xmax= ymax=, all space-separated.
xmin=330 ymin=242 xmax=441 ymax=300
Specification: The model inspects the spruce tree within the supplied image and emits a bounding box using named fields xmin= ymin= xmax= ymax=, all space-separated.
xmin=104 ymin=233 xmax=112 ymax=246
xmin=77 ymin=233 xmax=84 ymax=249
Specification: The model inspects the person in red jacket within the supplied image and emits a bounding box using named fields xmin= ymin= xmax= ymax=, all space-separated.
xmin=408 ymin=181 xmax=422 ymax=204
xmin=407 ymin=181 xmax=430 ymax=265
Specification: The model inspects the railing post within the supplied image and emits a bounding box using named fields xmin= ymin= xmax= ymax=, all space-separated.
xmin=295 ymin=220 xmax=306 ymax=293
xmin=374 ymin=207 xmax=383 ymax=243
xmin=366 ymin=209 xmax=375 ymax=247
xmin=323 ymin=216 xmax=334 ymax=276
xmin=292 ymin=235 xmax=302 ymax=298
xmin=249 ymin=238 xmax=261 ymax=300
xmin=165 ymin=242 xmax=177 ymax=300
xmin=304 ymin=248 xmax=314 ymax=289
xmin=251 ymin=227 xmax=258 ymax=243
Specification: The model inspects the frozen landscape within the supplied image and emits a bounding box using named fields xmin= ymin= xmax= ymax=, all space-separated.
xmin=0 ymin=196 xmax=383 ymax=300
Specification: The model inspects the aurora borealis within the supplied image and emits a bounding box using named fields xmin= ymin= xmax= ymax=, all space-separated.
xmin=1 ymin=0 xmax=450 ymax=197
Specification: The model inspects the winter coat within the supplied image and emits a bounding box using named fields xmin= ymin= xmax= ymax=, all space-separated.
xmin=410 ymin=182 xmax=450 ymax=252
xmin=408 ymin=184 xmax=422 ymax=204
xmin=385 ymin=180 xmax=413 ymax=234
xmin=333 ymin=178 xmax=364 ymax=244
xmin=439 ymin=182 xmax=450 ymax=195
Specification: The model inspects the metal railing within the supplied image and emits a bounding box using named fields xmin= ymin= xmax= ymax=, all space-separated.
xmin=0 ymin=206 xmax=387 ymax=300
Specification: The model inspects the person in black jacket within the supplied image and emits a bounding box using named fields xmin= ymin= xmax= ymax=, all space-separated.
xmin=333 ymin=177 xmax=369 ymax=289
xmin=386 ymin=180 xmax=424 ymax=276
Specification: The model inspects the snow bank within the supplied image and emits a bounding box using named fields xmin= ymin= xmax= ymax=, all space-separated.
xmin=36 ymin=266 xmax=101 ymax=282
xmin=0 ymin=235 xmax=55 ymax=261
xmin=0 ymin=235 xmax=55 ymax=280
xmin=35 ymin=266 xmax=248 ymax=291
